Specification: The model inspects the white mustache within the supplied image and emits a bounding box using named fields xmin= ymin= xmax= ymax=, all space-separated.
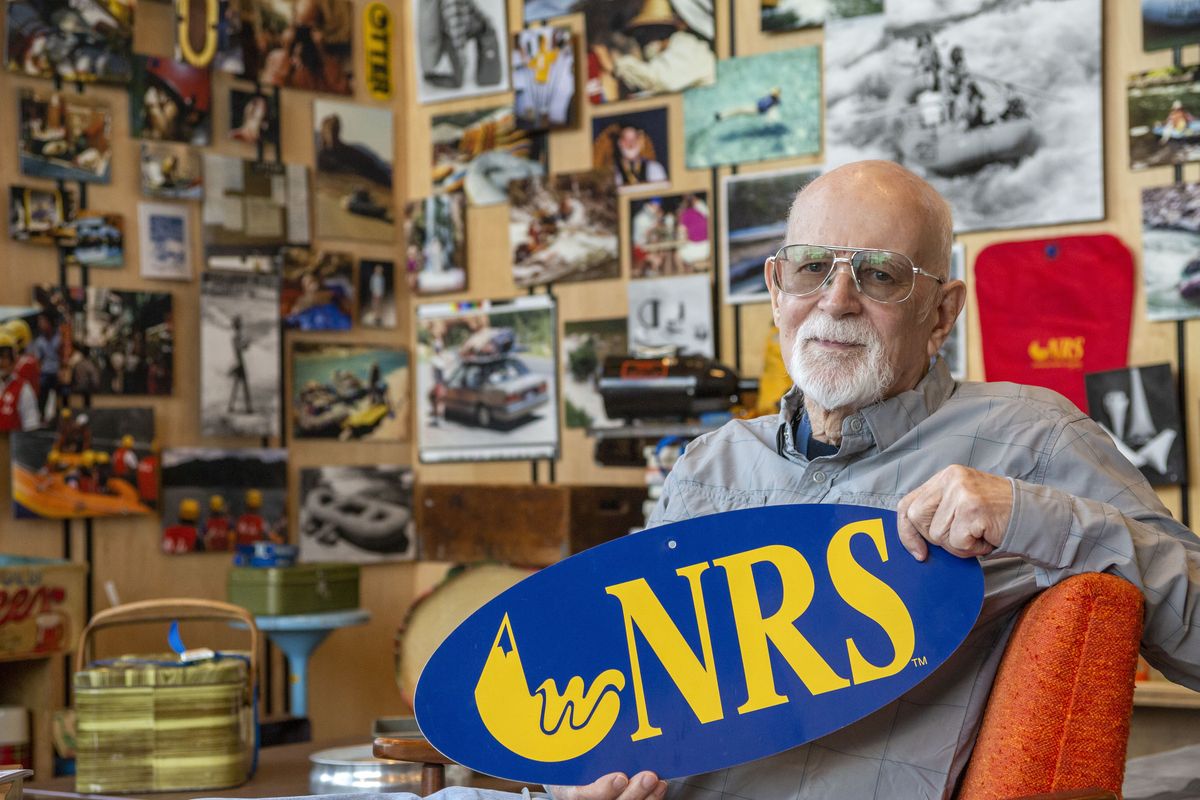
xmin=796 ymin=315 xmax=878 ymax=348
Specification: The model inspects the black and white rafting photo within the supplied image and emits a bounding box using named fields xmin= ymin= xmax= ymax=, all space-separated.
xmin=824 ymin=0 xmax=1102 ymax=233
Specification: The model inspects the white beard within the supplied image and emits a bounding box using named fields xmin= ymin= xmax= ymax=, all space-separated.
xmin=786 ymin=314 xmax=894 ymax=411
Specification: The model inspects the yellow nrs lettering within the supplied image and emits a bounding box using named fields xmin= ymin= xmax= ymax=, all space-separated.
xmin=605 ymin=563 xmax=723 ymax=741
xmin=827 ymin=518 xmax=915 ymax=685
xmin=713 ymin=545 xmax=851 ymax=715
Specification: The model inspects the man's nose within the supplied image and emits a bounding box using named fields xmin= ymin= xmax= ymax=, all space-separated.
xmin=816 ymin=262 xmax=863 ymax=316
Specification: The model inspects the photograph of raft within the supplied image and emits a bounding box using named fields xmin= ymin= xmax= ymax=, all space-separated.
xmin=824 ymin=0 xmax=1103 ymax=232
xmin=1128 ymin=66 xmax=1200 ymax=171
xmin=11 ymin=407 xmax=157 ymax=520
xmin=291 ymin=342 xmax=409 ymax=442
xmin=298 ymin=465 xmax=415 ymax=563
xmin=1141 ymin=181 xmax=1200 ymax=322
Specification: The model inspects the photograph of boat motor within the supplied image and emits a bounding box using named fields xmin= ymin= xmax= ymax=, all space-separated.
xmin=825 ymin=0 xmax=1102 ymax=233
xmin=299 ymin=466 xmax=415 ymax=563
xmin=591 ymin=353 xmax=757 ymax=468
xmin=598 ymin=354 xmax=751 ymax=423
xmin=1084 ymin=364 xmax=1187 ymax=487
xmin=1129 ymin=67 xmax=1200 ymax=171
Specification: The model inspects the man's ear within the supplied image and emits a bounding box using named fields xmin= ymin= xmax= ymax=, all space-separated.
xmin=925 ymin=280 xmax=967 ymax=359
xmin=764 ymin=257 xmax=781 ymax=320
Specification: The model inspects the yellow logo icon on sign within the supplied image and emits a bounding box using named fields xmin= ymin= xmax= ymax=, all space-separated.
xmin=474 ymin=614 xmax=625 ymax=762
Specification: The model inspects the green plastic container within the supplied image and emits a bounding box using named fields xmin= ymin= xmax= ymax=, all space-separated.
xmin=226 ymin=564 xmax=360 ymax=616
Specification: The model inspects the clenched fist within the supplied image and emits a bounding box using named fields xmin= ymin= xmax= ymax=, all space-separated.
xmin=896 ymin=465 xmax=1013 ymax=561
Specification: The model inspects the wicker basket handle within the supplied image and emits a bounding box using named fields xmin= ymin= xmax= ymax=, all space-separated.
xmin=75 ymin=598 xmax=259 ymax=701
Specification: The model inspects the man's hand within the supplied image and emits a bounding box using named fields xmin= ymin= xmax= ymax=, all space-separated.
xmin=547 ymin=772 xmax=667 ymax=800
xmin=896 ymin=465 xmax=1012 ymax=561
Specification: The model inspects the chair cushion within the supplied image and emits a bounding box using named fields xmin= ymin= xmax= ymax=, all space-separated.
xmin=957 ymin=573 xmax=1144 ymax=800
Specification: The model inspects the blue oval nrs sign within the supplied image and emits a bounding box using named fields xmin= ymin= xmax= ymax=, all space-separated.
xmin=415 ymin=504 xmax=984 ymax=784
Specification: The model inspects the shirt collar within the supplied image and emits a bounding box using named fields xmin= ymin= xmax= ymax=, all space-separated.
xmin=777 ymin=357 xmax=957 ymax=457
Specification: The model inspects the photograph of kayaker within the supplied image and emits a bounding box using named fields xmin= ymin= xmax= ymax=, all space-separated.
xmin=19 ymin=90 xmax=113 ymax=184
xmin=512 ymin=25 xmax=576 ymax=131
xmin=280 ymin=248 xmax=355 ymax=331
xmin=313 ymin=99 xmax=395 ymax=241
xmin=629 ymin=191 xmax=711 ymax=278
xmin=298 ymin=465 xmax=415 ymax=563
xmin=200 ymin=272 xmax=280 ymax=438
xmin=1084 ymin=364 xmax=1186 ymax=487
xmin=76 ymin=288 xmax=174 ymax=396
xmin=1141 ymin=182 xmax=1200 ymax=322
xmin=508 ymin=170 xmax=619 ymax=287
xmin=592 ymin=108 xmax=671 ymax=194
xmin=10 ymin=407 xmax=157 ymax=520
xmin=413 ymin=0 xmax=510 ymax=104
xmin=202 ymin=154 xmax=310 ymax=273
xmin=940 ymin=244 xmax=967 ymax=382
xmin=720 ymin=166 xmax=821 ymax=304
xmin=9 ymin=186 xmax=73 ymax=245
xmin=627 ymin=273 xmax=713 ymax=357
xmin=554 ymin=0 xmax=714 ymax=105
xmin=415 ymin=294 xmax=558 ymax=463
xmin=1143 ymin=0 xmax=1200 ymax=52
xmin=563 ymin=318 xmax=627 ymax=430
xmin=291 ymin=342 xmax=409 ymax=442
xmin=359 ymin=260 xmax=396 ymax=328
xmin=404 ymin=194 xmax=467 ymax=295
xmin=682 ymin=47 xmax=820 ymax=169
xmin=824 ymin=0 xmax=1103 ymax=233
xmin=5 ymin=0 xmax=134 ymax=84
xmin=129 ymin=55 xmax=212 ymax=146
xmin=160 ymin=448 xmax=287 ymax=554
xmin=1128 ymin=67 xmax=1200 ymax=171
xmin=760 ymin=0 xmax=882 ymax=32
xmin=137 ymin=201 xmax=191 ymax=281
xmin=140 ymin=142 xmax=203 ymax=200
xmin=229 ymin=89 xmax=279 ymax=148
xmin=60 ymin=212 xmax=124 ymax=269
xmin=431 ymin=106 xmax=548 ymax=205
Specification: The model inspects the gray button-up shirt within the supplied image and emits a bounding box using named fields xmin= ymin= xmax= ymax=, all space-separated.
xmin=647 ymin=358 xmax=1200 ymax=800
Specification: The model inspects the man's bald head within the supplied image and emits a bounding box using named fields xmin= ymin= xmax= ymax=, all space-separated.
xmin=786 ymin=161 xmax=954 ymax=279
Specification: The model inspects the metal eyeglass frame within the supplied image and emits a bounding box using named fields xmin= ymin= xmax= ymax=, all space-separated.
xmin=769 ymin=243 xmax=946 ymax=304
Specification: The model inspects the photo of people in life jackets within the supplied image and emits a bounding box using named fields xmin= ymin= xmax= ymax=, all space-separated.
xmin=10 ymin=407 xmax=158 ymax=520
xmin=1128 ymin=66 xmax=1200 ymax=171
xmin=160 ymin=448 xmax=287 ymax=555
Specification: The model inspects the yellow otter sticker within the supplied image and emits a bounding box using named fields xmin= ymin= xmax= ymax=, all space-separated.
xmin=363 ymin=2 xmax=392 ymax=101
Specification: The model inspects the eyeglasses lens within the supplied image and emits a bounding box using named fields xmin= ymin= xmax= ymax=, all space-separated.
xmin=776 ymin=245 xmax=914 ymax=302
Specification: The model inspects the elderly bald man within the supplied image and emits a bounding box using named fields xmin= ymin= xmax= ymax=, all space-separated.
xmin=551 ymin=161 xmax=1200 ymax=800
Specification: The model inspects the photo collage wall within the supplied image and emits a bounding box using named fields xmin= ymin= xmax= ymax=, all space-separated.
xmin=1 ymin=0 xmax=1195 ymax=557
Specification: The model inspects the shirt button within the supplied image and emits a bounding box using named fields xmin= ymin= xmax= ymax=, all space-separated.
xmin=850 ymin=418 xmax=863 ymax=433
xmin=812 ymin=471 xmax=827 ymax=483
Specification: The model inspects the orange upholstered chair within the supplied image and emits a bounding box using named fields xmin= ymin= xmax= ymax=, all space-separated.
xmin=958 ymin=572 xmax=1145 ymax=800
